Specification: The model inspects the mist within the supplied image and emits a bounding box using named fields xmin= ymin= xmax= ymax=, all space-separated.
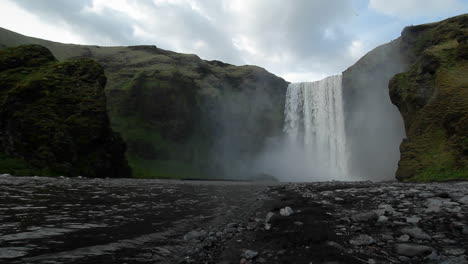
xmin=342 ymin=39 xmax=408 ymax=182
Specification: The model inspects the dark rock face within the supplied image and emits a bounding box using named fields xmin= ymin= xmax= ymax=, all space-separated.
xmin=0 ymin=45 xmax=130 ymax=178
xmin=342 ymin=39 xmax=408 ymax=181
xmin=389 ymin=14 xmax=468 ymax=181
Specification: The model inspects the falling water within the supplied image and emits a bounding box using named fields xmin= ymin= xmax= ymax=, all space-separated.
xmin=284 ymin=75 xmax=349 ymax=179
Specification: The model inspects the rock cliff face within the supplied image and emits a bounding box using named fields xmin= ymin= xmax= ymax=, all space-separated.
xmin=0 ymin=45 xmax=130 ymax=177
xmin=389 ymin=15 xmax=468 ymax=181
xmin=342 ymin=39 xmax=407 ymax=181
xmin=0 ymin=30 xmax=288 ymax=179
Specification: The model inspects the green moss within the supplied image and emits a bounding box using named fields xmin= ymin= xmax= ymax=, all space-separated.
xmin=405 ymin=169 xmax=468 ymax=182
xmin=0 ymin=45 xmax=130 ymax=178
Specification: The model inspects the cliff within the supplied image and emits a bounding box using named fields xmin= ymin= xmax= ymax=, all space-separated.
xmin=0 ymin=29 xmax=288 ymax=179
xmin=0 ymin=45 xmax=130 ymax=177
xmin=343 ymin=14 xmax=468 ymax=182
xmin=389 ymin=14 xmax=468 ymax=181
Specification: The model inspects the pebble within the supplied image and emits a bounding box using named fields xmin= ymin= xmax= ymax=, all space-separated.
xmin=394 ymin=243 xmax=433 ymax=257
xmin=265 ymin=212 xmax=275 ymax=223
xmin=351 ymin=211 xmax=378 ymax=222
xmin=349 ymin=234 xmax=376 ymax=246
xmin=397 ymin=234 xmax=410 ymax=242
xmin=443 ymin=248 xmax=465 ymax=256
xmin=279 ymin=207 xmax=293 ymax=216
xmin=184 ymin=230 xmax=207 ymax=241
xmin=377 ymin=215 xmax=388 ymax=222
xmin=242 ymin=249 xmax=258 ymax=259
xmin=401 ymin=226 xmax=431 ymax=240
xmin=405 ymin=216 xmax=421 ymax=224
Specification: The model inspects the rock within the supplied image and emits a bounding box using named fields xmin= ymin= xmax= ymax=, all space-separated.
xmin=377 ymin=215 xmax=388 ymax=222
xmin=265 ymin=212 xmax=275 ymax=223
xmin=462 ymin=226 xmax=468 ymax=235
xmin=224 ymin=227 xmax=237 ymax=233
xmin=375 ymin=204 xmax=395 ymax=216
xmin=351 ymin=211 xmax=378 ymax=222
xmin=246 ymin=222 xmax=258 ymax=231
xmin=443 ymin=248 xmax=465 ymax=256
xmin=458 ymin=196 xmax=468 ymax=205
xmin=242 ymin=249 xmax=258 ymax=259
xmin=227 ymin=223 xmax=238 ymax=228
xmin=381 ymin=234 xmax=394 ymax=240
xmin=279 ymin=206 xmax=293 ymax=216
xmin=394 ymin=243 xmax=433 ymax=257
xmin=406 ymin=216 xmax=421 ymax=224
xmin=349 ymin=234 xmax=376 ymax=246
xmin=397 ymin=234 xmax=410 ymax=242
xmin=184 ymin=230 xmax=207 ymax=241
xmin=398 ymin=256 xmax=411 ymax=262
xmin=401 ymin=226 xmax=431 ymax=240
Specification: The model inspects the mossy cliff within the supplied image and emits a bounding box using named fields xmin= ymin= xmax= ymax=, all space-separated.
xmin=0 ymin=30 xmax=288 ymax=179
xmin=0 ymin=45 xmax=130 ymax=177
xmin=389 ymin=14 xmax=468 ymax=181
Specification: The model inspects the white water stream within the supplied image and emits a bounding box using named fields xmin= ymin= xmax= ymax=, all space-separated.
xmin=284 ymin=75 xmax=349 ymax=179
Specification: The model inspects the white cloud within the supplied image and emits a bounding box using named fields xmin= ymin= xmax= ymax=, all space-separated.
xmin=2 ymin=0 xmax=466 ymax=83
xmin=369 ymin=0 xmax=466 ymax=18
xmin=0 ymin=0 xmax=85 ymax=44
xmin=349 ymin=40 xmax=366 ymax=60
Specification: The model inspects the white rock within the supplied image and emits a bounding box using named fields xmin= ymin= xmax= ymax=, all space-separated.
xmin=406 ymin=216 xmax=421 ymax=224
xmin=280 ymin=207 xmax=293 ymax=216
xmin=243 ymin=249 xmax=258 ymax=259
xmin=377 ymin=216 xmax=388 ymax=222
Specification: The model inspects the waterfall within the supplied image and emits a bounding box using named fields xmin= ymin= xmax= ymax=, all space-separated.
xmin=284 ymin=75 xmax=349 ymax=179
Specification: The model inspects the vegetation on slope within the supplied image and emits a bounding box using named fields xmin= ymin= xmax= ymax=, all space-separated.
xmin=0 ymin=45 xmax=131 ymax=177
xmin=389 ymin=14 xmax=468 ymax=181
xmin=0 ymin=30 xmax=288 ymax=179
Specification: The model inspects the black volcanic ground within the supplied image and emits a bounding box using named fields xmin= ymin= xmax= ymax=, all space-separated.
xmin=0 ymin=176 xmax=467 ymax=264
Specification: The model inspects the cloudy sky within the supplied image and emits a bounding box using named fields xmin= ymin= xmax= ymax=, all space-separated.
xmin=0 ymin=0 xmax=467 ymax=82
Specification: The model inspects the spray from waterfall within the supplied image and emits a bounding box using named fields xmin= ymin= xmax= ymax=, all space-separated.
xmin=283 ymin=75 xmax=349 ymax=179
